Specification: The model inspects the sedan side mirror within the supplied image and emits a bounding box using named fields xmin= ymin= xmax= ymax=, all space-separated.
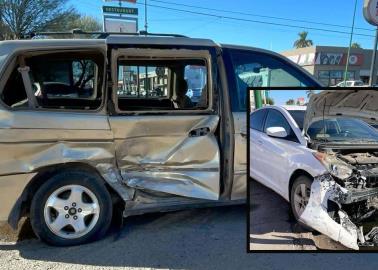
xmin=266 ymin=127 xmax=288 ymax=138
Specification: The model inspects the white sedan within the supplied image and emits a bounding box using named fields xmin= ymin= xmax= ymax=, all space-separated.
xmin=249 ymin=90 xmax=378 ymax=250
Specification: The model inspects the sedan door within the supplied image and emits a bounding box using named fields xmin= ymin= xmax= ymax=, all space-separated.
xmin=258 ymin=108 xmax=302 ymax=195
xmin=249 ymin=109 xmax=268 ymax=183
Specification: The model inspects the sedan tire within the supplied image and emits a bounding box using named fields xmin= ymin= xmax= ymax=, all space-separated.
xmin=290 ymin=175 xmax=313 ymax=222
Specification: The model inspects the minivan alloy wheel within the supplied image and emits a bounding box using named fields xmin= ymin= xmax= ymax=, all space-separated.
xmin=293 ymin=183 xmax=311 ymax=217
xmin=44 ymin=185 xmax=100 ymax=239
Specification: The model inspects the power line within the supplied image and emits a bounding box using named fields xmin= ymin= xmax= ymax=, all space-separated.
xmin=133 ymin=1 xmax=375 ymax=38
xmin=149 ymin=0 xmax=374 ymax=33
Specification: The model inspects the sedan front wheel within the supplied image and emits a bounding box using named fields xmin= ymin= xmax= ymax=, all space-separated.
xmin=290 ymin=175 xmax=313 ymax=222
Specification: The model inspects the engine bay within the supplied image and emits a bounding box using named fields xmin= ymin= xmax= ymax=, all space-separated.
xmin=311 ymin=145 xmax=378 ymax=247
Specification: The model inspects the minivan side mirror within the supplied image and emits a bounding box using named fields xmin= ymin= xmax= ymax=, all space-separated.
xmin=266 ymin=127 xmax=288 ymax=138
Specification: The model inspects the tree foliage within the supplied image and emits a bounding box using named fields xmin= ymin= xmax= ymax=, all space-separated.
xmin=293 ymin=31 xmax=313 ymax=48
xmin=286 ymin=99 xmax=295 ymax=105
xmin=351 ymin=42 xmax=361 ymax=49
xmin=265 ymin=97 xmax=275 ymax=105
xmin=67 ymin=16 xmax=102 ymax=32
xmin=0 ymin=0 xmax=101 ymax=39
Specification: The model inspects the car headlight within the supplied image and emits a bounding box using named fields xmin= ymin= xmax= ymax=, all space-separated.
xmin=313 ymin=152 xmax=353 ymax=180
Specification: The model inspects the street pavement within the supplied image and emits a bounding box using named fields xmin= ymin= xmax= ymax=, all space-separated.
xmin=249 ymin=179 xmax=348 ymax=251
xmin=0 ymin=194 xmax=377 ymax=269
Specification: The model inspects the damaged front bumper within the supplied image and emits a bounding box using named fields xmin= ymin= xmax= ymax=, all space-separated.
xmin=299 ymin=174 xmax=378 ymax=250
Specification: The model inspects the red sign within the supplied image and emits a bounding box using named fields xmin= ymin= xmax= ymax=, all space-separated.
xmin=315 ymin=53 xmax=363 ymax=66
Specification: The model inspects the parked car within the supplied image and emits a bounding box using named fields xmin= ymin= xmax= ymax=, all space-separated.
xmin=281 ymin=105 xmax=307 ymax=130
xmin=0 ymin=32 xmax=319 ymax=246
xmin=250 ymin=90 xmax=378 ymax=250
xmin=335 ymin=80 xmax=365 ymax=87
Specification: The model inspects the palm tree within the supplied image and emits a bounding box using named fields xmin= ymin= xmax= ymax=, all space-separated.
xmin=293 ymin=31 xmax=313 ymax=48
xmin=351 ymin=42 xmax=361 ymax=49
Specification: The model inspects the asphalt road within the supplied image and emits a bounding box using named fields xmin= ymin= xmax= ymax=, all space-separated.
xmin=249 ymin=179 xmax=348 ymax=251
xmin=0 ymin=201 xmax=377 ymax=269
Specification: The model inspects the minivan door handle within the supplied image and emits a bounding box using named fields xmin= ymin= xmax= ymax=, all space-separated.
xmin=189 ymin=127 xmax=210 ymax=137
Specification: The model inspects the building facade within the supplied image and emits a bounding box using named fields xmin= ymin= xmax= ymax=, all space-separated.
xmin=281 ymin=46 xmax=377 ymax=86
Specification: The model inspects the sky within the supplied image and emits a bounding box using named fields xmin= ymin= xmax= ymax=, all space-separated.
xmin=70 ymin=0 xmax=373 ymax=103
xmin=267 ymin=90 xmax=308 ymax=106
xmin=71 ymin=0 xmax=377 ymax=52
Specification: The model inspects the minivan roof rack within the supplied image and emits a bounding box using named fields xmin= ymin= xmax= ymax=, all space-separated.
xmin=26 ymin=29 xmax=188 ymax=39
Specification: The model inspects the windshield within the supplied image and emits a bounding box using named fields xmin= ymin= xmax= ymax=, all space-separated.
xmin=307 ymin=118 xmax=378 ymax=142
xmin=288 ymin=110 xmax=305 ymax=130
xmin=354 ymin=81 xmax=364 ymax=86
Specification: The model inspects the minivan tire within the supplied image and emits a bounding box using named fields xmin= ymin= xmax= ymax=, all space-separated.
xmin=30 ymin=170 xmax=113 ymax=246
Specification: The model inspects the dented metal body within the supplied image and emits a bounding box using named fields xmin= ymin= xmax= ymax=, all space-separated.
xmin=300 ymin=145 xmax=378 ymax=250
xmin=1 ymin=37 xmax=278 ymax=228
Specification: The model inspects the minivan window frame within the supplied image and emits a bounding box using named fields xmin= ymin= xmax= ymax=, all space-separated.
xmin=0 ymin=48 xmax=108 ymax=114
xmin=222 ymin=47 xmax=321 ymax=112
xmin=110 ymin=46 xmax=219 ymax=116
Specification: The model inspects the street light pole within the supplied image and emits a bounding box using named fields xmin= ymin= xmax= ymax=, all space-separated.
xmin=343 ymin=0 xmax=358 ymax=83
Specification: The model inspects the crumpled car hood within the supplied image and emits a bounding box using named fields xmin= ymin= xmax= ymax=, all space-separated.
xmin=303 ymin=90 xmax=378 ymax=133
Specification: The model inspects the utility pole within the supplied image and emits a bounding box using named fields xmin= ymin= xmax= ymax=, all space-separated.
xmin=144 ymin=0 xmax=148 ymax=33
xmin=343 ymin=0 xmax=358 ymax=83
xmin=369 ymin=27 xmax=378 ymax=86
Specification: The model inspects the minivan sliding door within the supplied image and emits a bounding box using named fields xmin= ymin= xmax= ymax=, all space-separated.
xmin=109 ymin=48 xmax=221 ymax=200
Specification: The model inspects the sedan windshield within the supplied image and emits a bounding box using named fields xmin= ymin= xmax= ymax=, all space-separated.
xmin=307 ymin=118 xmax=378 ymax=142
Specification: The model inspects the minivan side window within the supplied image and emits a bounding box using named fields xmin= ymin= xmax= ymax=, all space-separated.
xmin=250 ymin=109 xmax=267 ymax=132
xmin=225 ymin=48 xmax=316 ymax=112
xmin=1 ymin=51 xmax=104 ymax=110
xmin=116 ymin=59 xmax=209 ymax=111
xmin=264 ymin=109 xmax=298 ymax=142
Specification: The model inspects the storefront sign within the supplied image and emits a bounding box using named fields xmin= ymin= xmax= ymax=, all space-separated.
xmin=363 ymin=0 xmax=378 ymax=26
xmin=315 ymin=53 xmax=363 ymax=66
xmin=103 ymin=6 xmax=138 ymax=15
xmin=287 ymin=53 xmax=315 ymax=65
xmin=286 ymin=52 xmax=363 ymax=66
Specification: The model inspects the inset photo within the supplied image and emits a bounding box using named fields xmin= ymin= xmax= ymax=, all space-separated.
xmin=248 ymin=89 xmax=378 ymax=251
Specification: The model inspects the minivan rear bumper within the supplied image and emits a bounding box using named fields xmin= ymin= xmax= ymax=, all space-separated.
xmin=0 ymin=173 xmax=36 ymax=223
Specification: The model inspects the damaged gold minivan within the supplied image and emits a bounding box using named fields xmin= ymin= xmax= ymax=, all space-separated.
xmin=0 ymin=33 xmax=318 ymax=245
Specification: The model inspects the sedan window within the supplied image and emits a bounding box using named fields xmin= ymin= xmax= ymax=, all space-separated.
xmin=264 ymin=109 xmax=298 ymax=142
xmin=250 ymin=109 xmax=267 ymax=132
